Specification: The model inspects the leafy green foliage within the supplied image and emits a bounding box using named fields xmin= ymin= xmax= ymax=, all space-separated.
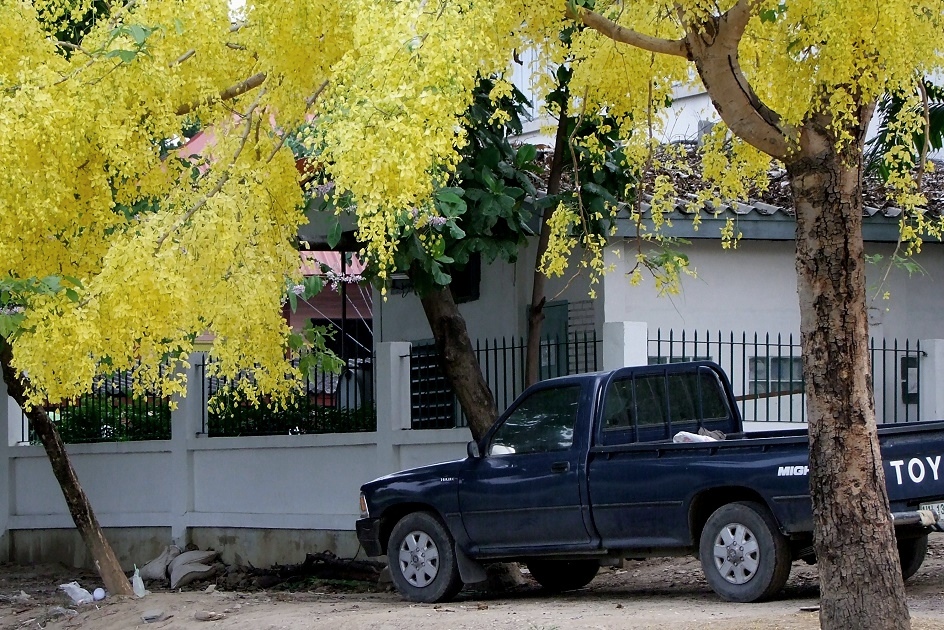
xmin=38 ymin=395 xmax=171 ymax=444
xmin=207 ymin=397 xmax=376 ymax=436
xmin=0 ymin=275 xmax=82 ymax=339
xmin=866 ymin=79 xmax=944 ymax=181
xmin=391 ymin=77 xmax=541 ymax=295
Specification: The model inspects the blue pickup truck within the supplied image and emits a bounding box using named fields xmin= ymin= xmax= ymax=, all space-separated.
xmin=356 ymin=361 xmax=944 ymax=603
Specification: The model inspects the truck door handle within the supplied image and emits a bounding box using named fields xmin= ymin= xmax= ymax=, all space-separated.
xmin=551 ymin=461 xmax=570 ymax=473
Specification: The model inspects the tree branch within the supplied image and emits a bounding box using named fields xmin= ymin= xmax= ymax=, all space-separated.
xmin=917 ymin=80 xmax=930 ymax=189
xmin=580 ymin=9 xmax=689 ymax=58
xmin=306 ymin=79 xmax=330 ymax=108
xmin=158 ymin=90 xmax=265 ymax=249
xmin=176 ymin=72 xmax=267 ymax=116
xmin=52 ymin=41 xmax=94 ymax=58
xmin=682 ymin=0 xmax=792 ymax=159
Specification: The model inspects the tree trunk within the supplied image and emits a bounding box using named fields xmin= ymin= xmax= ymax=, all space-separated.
xmin=0 ymin=339 xmax=134 ymax=597
xmin=525 ymin=104 xmax=570 ymax=387
xmin=418 ymin=286 xmax=497 ymax=441
xmin=787 ymin=114 xmax=910 ymax=630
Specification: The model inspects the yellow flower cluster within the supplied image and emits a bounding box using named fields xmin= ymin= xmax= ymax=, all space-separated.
xmin=3 ymin=0 xmax=943 ymax=404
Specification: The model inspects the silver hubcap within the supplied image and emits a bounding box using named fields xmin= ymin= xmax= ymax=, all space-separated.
xmin=398 ymin=530 xmax=440 ymax=588
xmin=712 ymin=522 xmax=760 ymax=585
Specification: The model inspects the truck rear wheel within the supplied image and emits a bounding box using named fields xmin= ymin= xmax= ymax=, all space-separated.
xmin=898 ymin=533 xmax=928 ymax=581
xmin=387 ymin=512 xmax=463 ymax=603
xmin=699 ymin=501 xmax=791 ymax=602
xmin=526 ymin=559 xmax=599 ymax=592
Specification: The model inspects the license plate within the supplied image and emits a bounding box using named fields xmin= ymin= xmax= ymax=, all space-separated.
xmin=919 ymin=502 xmax=944 ymax=518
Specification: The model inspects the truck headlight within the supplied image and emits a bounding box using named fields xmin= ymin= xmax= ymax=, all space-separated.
xmin=359 ymin=493 xmax=369 ymax=518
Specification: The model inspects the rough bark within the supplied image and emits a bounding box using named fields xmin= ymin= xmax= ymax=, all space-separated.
xmin=418 ymin=286 xmax=497 ymax=441
xmin=0 ymin=339 xmax=133 ymax=597
xmin=525 ymin=105 xmax=570 ymax=388
xmin=786 ymin=112 xmax=910 ymax=630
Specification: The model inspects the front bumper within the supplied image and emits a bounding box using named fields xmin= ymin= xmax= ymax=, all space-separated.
xmin=356 ymin=517 xmax=384 ymax=557
xmin=891 ymin=509 xmax=944 ymax=531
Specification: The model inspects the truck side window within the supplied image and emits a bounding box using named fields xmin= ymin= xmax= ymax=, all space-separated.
xmin=489 ymin=385 xmax=581 ymax=456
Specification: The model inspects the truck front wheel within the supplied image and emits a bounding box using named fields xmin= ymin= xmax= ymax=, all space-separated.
xmin=527 ymin=559 xmax=600 ymax=592
xmin=699 ymin=501 xmax=791 ymax=602
xmin=387 ymin=512 xmax=463 ymax=603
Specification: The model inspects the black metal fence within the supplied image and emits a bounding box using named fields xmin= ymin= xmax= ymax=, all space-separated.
xmin=410 ymin=332 xmax=602 ymax=429
xmin=199 ymin=356 xmax=376 ymax=437
xmin=649 ymin=329 xmax=923 ymax=424
xmin=21 ymin=371 xmax=171 ymax=444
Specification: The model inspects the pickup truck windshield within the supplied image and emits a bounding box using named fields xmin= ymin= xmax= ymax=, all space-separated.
xmin=489 ymin=385 xmax=581 ymax=455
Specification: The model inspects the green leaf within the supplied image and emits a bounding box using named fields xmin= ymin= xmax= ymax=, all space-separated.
xmin=304 ymin=274 xmax=323 ymax=297
xmin=430 ymin=263 xmax=451 ymax=286
xmin=174 ymin=18 xmax=185 ymax=35
xmin=41 ymin=276 xmax=61 ymax=293
xmin=584 ymin=181 xmax=619 ymax=205
xmin=0 ymin=313 xmax=24 ymax=339
xmin=327 ymin=220 xmax=342 ymax=248
xmin=288 ymin=332 xmax=305 ymax=351
xmin=65 ymin=289 xmax=79 ymax=302
xmin=431 ymin=237 xmax=445 ymax=258
xmin=514 ymin=144 xmax=538 ymax=168
xmin=288 ymin=291 xmax=298 ymax=313
xmin=436 ymin=187 xmax=464 ymax=202
xmin=480 ymin=167 xmax=499 ymax=193
xmin=127 ymin=24 xmax=151 ymax=45
xmin=105 ymin=49 xmax=138 ymax=64
xmin=759 ymin=8 xmax=777 ymax=23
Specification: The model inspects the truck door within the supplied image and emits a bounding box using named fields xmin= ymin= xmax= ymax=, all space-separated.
xmin=458 ymin=383 xmax=594 ymax=553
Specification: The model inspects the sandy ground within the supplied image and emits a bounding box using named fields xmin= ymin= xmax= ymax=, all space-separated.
xmin=4 ymin=535 xmax=944 ymax=630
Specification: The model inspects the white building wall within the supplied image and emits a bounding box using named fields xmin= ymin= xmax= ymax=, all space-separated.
xmin=603 ymin=238 xmax=944 ymax=342
xmin=375 ymin=239 xmax=603 ymax=345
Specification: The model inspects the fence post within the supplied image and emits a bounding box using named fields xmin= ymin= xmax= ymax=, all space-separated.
xmin=602 ymin=321 xmax=649 ymax=371
xmin=0 ymin=375 xmax=11 ymax=560
xmin=919 ymin=340 xmax=944 ymax=422
xmin=374 ymin=342 xmax=412 ymax=476
xmin=168 ymin=354 xmax=204 ymax=545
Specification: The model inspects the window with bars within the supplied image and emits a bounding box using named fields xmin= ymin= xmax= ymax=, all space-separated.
xmin=648 ymin=355 xmax=711 ymax=365
xmin=749 ymin=357 xmax=804 ymax=395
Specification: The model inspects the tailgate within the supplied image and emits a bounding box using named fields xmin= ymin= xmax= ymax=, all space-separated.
xmin=879 ymin=421 xmax=944 ymax=507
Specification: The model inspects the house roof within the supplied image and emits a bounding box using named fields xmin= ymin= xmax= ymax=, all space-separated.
xmin=615 ymin=195 xmax=914 ymax=243
xmin=612 ymin=150 xmax=944 ymax=243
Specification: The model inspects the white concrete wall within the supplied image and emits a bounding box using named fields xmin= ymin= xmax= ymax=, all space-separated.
xmin=0 ymin=344 xmax=471 ymax=568
xmin=6 ymin=325 xmax=944 ymax=569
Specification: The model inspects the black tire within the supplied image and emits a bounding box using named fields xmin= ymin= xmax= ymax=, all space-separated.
xmin=527 ymin=559 xmax=600 ymax=592
xmin=699 ymin=501 xmax=791 ymax=602
xmin=387 ymin=512 xmax=463 ymax=603
xmin=898 ymin=534 xmax=928 ymax=581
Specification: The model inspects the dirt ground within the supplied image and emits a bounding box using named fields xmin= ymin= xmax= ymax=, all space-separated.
xmin=5 ymin=535 xmax=944 ymax=630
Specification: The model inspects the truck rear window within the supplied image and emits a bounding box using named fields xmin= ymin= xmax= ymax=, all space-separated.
xmin=602 ymin=369 xmax=730 ymax=443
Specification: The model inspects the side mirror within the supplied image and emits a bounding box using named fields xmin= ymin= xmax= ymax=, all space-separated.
xmin=466 ymin=440 xmax=481 ymax=458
